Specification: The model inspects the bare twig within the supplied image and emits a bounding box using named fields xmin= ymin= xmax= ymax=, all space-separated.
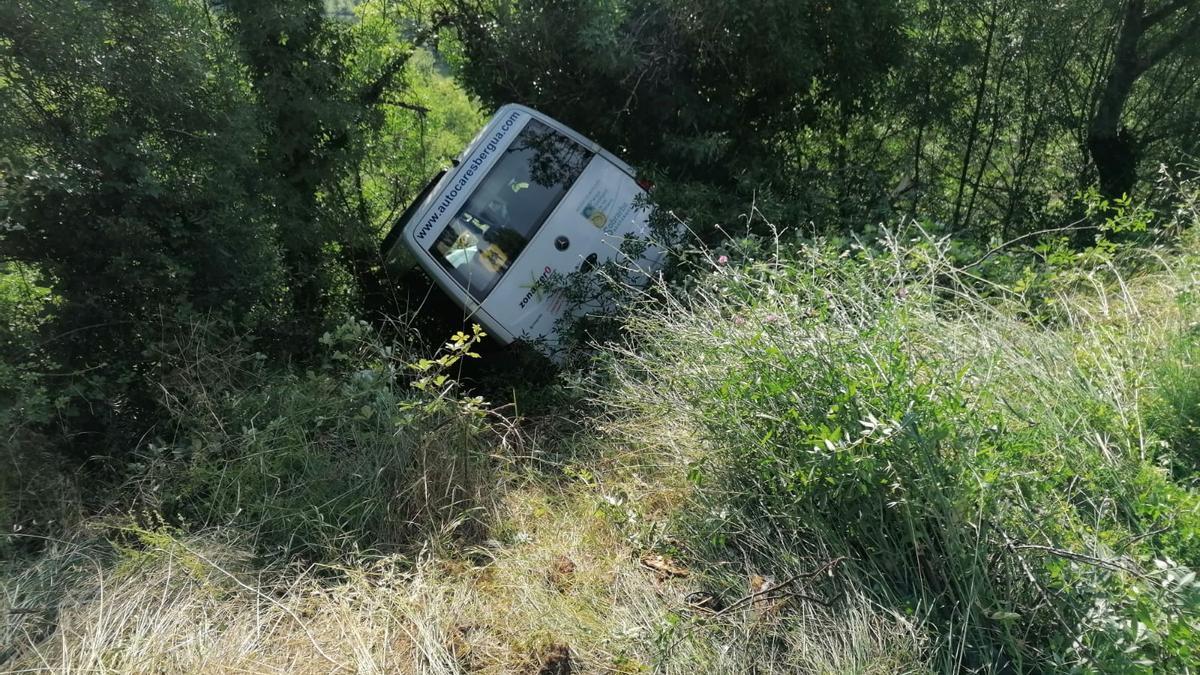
xmin=1009 ymin=542 xmax=1142 ymax=576
xmin=960 ymin=219 xmax=1097 ymax=271
xmin=712 ymin=557 xmax=847 ymax=617
xmin=381 ymin=100 xmax=431 ymax=115
xmin=1116 ymin=526 xmax=1171 ymax=551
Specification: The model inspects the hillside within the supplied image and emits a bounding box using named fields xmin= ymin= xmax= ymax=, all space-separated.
xmin=5 ymin=1 xmax=1200 ymax=672
xmin=5 ymin=222 xmax=1200 ymax=672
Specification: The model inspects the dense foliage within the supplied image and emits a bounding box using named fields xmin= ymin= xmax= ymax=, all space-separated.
xmin=3 ymin=1 xmax=1200 ymax=671
xmin=445 ymin=0 xmax=906 ymax=230
xmin=4 ymin=0 xmax=1199 ymax=463
xmin=1 ymin=0 xmax=285 ymax=448
xmin=0 ymin=0 xmax=478 ymax=459
xmin=611 ymin=227 xmax=1200 ymax=670
xmin=446 ymin=0 xmax=1200 ymax=235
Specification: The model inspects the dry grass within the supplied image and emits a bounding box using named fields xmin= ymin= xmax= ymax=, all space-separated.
xmin=36 ymin=223 xmax=1200 ymax=673
xmin=2 ymin=436 xmax=925 ymax=674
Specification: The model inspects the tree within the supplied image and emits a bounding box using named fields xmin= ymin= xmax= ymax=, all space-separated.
xmin=0 ymin=0 xmax=439 ymax=454
xmin=222 ymin=0 xmax=457 ymax=331
xmin=0 ymin=0 xmax=285 ymax=449
xmin=442 ymin=0 xmax=906 ymax=232
xmin=1088 ymin=0 xmax=1200 ymax=200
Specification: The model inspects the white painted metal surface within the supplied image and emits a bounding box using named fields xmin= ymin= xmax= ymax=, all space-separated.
xmin=383 ymin=104 xmax=660 ymax=353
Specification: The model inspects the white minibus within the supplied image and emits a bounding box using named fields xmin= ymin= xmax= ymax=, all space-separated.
xmin=381 ymin=104 xmax=660 ymax=353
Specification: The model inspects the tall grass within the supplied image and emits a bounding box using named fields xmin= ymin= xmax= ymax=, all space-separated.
xmin=1 ymin=309 xmax=927 ymax=672
xmin=603 ymin=226 xmax=1200 ymax=671
xmin=2 ymin=478 xmax=924 ymax=672
xmin=5 ymin=226 xmax=1200 ymax=673
xmin=135 ymin=318 xmax=509 ymax=562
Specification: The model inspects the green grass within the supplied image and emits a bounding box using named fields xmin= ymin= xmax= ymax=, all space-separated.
xmin=603 ymin=226 xmax=1200 ymax=671
xmin=4 ymin=227 xmax=1200 ymax=673
xmin=1149 ymin=327 xmax=1200 ymax=473
xmin=130 ymin=318 xmax=507 ymax=562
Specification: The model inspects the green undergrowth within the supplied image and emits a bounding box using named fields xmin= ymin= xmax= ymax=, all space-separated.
xmin=603 ymin=227 xmax=1200 ymax=672
xmin=5 ymin=228 xmax=1200 ymax=673
xmin=135 ymin=319 xmax=507 ymax=562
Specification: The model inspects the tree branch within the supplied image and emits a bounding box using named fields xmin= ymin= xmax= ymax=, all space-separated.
xmin=381 ymin=100 xmax=431 ymax=115
xmin=712 ymin=557 xmax=847 ymax=617
xmin=1139 ymin=12 xmax=1200 ymax=74
xmin=1009 ymin=543 xmax=1144 ymax=576
xmin=960 ymin=218 xmax=1096 ymax=270
xmin=1143 ymin=0 xmax=1194 ymax=28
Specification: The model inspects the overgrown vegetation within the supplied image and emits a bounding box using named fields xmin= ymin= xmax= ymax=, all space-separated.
xmin=0 ymin=0 xmax=481 ymax=464
xmin=5 ymin=0 xmax=1200 ymax=672
xmin=605 ymin=221 xmax=1200 ymax=671
xmin=6 ymin=217 xmax=1200 ymax=671
xmin=443 ymin=0 xmax=1200 ymax=233
xmin=139 ymin=319 xmax=500 ymax=561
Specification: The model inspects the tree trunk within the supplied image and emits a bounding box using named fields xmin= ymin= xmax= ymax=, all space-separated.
xmin=908 ymin=0 xmax=949 ymax=220
xmin=1087 ymin=0 xmax=1200 ymax=199
xmin=952 ymin=0 xmax=999 ymax=229
xmin=1088 ymin=1 xmax=1145 ymax=200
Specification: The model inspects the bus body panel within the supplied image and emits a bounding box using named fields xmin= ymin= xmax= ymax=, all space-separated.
xmin=477 ymin=154 xmax=651 ymax=348
xmin=392 ymin=104 xmax=656 ymax=352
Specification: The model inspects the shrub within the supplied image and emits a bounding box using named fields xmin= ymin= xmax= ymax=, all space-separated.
xmin=445 ymin=0 xmax=907 ymax=234
xmin=137 ymin=319 xmax=507 ymax=562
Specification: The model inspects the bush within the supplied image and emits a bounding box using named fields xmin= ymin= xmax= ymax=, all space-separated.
xmin=0 ymin=0 xmax=290 ymax=456
xmin=605 ymin=226 xmax=1200 ymax=671
xmin=445 ymin=0 xmax=906 ymax=234
xmin=137 ymin=319 xmax=506 ymax=562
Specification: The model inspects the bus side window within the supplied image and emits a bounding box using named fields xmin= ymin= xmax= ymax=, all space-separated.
xmin=426 ymin=119 xmax=593 ymax=302
xmin=480 ymin=197 xmax=510 ymax=228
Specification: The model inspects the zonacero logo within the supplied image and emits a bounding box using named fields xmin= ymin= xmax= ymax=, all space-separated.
xmin=519 ymin=266 xmax=555 ymax=309
xmin=414 ymin=111 xmax=523 ymax=241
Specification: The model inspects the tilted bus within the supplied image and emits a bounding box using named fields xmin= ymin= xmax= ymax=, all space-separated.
xmin=381 ymin=104 xmax=661 ymax=355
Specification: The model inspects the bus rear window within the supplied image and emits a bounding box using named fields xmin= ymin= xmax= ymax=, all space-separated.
xmin=429 ymin=120 xmax=592 ymax=301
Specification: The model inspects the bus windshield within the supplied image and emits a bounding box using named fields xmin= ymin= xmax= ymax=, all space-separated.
xmin=429 ymin=120 xmax=592 ymax=301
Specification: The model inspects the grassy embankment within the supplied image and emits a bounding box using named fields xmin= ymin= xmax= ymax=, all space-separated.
xmin=4 ymin=222 xmax=1200 ymax=672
